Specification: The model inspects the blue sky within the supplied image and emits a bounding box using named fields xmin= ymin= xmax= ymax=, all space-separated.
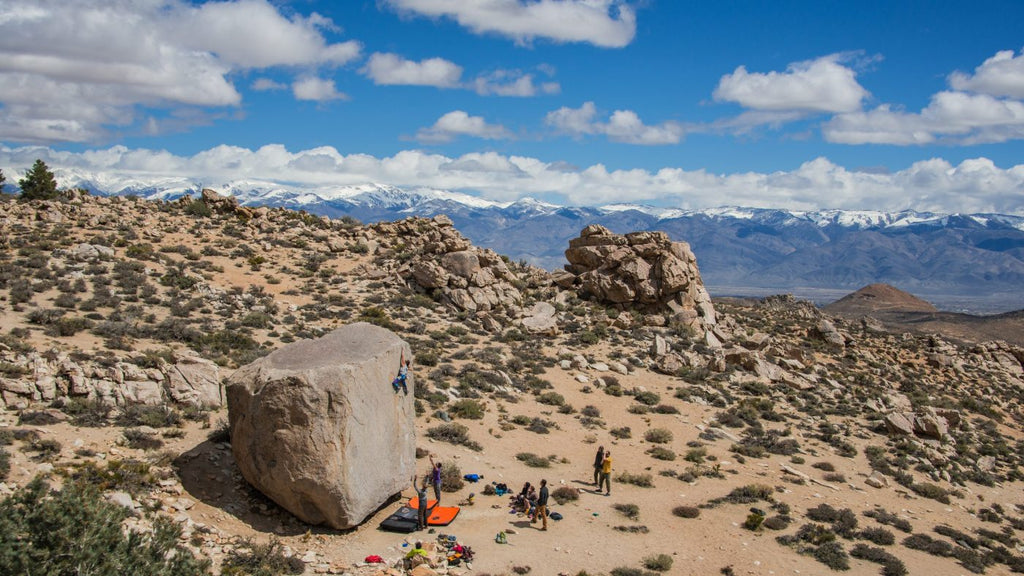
xmin=1 ymin=0 xmax=1023 ymax=213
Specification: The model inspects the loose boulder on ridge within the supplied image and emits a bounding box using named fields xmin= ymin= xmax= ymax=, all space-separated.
xmin=226 ymin=322 xmax=416 ymax=529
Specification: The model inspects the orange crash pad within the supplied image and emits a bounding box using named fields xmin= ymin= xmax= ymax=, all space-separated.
xmin=407 ymin=497 xmax=461 ymax=526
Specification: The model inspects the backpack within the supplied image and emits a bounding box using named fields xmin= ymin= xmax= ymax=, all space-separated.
xmin=495 ymin=531 xmax=508 ymax=544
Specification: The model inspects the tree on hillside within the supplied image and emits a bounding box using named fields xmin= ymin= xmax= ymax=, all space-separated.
xmin=0 ymin=168 xmax=6 ymax=195
xmin=18 ymin=159 xmax=59 ymax=201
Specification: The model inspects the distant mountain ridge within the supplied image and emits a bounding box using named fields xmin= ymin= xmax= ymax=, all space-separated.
xmin=42 ymin=169 xmax=1024 ymax=312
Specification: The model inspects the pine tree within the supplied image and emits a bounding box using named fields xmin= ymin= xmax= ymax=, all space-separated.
xmin=18 ymin=159 xmax=59 ymax=201
xmin=0 ymin=167 xmax=6 ymax=194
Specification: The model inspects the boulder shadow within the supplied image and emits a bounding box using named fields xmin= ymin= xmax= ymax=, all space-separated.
xmin=174 ymin=438 xmax=314 ymax=537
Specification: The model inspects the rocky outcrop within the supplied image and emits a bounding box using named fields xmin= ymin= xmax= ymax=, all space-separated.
xmin=226 ymin=322 xmax=416 ymax=529
xmin=883 ymin=407 xmax=961 ymax=440
xmin=372 ymin=217 xmax=526 ymax=324
xmin=0 ymin=350 xmax=222 ymax=410
xmin=562 ymin=225 xmax=716 ymax=334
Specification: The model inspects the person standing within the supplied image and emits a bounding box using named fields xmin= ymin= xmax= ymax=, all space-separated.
xmin=592 ymin=445 xmax=605 ymax=486
xmin=600 ymin=451 xmax=612 ymax=496
xmin=429 ymin=455 xmax=442 ymax=504
xmin=535 ymin=479 xmax=549 ymax=530
xmin=415 ymin=476 xmax=429 ymax=530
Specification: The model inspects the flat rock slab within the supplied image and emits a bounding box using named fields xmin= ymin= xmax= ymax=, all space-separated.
xmin=227 ymin=322 xmax=416 ymax=529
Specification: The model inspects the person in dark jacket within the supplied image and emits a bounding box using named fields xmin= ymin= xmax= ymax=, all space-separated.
xmin=592 ymin=445 xmax=605 ymax=486
xmin=535 ymin=479 xmax=549 ymax=530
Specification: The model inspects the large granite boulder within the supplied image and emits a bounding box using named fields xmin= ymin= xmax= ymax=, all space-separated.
xmin=227 ymin=322 xmax=416 ymax=529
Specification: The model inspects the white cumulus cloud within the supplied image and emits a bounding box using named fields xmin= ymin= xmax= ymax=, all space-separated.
xmin=949 ymin=48 xmax=1024 ymax=99
xmin=292 ymin=77 xmax=347 ymax=102
xmin=713 ymin=54 xmax=869 ymax=113
xmin=3 ymin=144 xmax=1023 ymax=215
xmin=416 ymin=111 xmax=512 ymax=143
xmin=546 ymin=102 xmax=684 ymax=145
xmin=362 ymin=53 xmax=464 ymax=87
xmin=0 ymin=0 xmax=361 ymax=143
xmin=383 ymin=0 xmax=636 ymax=48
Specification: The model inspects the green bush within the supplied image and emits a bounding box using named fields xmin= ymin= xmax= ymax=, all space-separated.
xmin=644 ymin=428 xmax=673 ymax=444
xmin=646 ymin=446 xmax=676 ymax=461
xmin=449 ymin=398 xmax=485 ymax=420
xmin=859 ymin=527 xmax=895 ymax=545
xmin=642 ymin=554 xmax=673 ymax=572
xmin=743 ymin=512 xmax=765 ymax=531
xmin=633 ymin=391 xmax=661 ymax=406
xmin=536 ymin=392 xmax=565 ymax=406
xmin=0 ymin=477 xmax=210 ymax=575
xmin=0 ymin=447 xmax=9 ymax=481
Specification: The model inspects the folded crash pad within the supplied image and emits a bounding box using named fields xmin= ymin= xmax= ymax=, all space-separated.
xmin=379 ymin=506 xmax=419 ymax=533
xmin=406 ymin=497 xmax=461 ymax=526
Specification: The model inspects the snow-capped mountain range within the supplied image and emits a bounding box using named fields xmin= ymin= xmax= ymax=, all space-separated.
xmin=32 ymin=170 xmax=1024 ymax=311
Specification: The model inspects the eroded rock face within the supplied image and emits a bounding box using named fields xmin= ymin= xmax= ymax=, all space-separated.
xmin=227 ymin=322 xmax=415 ymax=529
xmin=563 ymin=225 xmax=716 ymax=333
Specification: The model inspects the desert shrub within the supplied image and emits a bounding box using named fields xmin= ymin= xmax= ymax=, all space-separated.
xmin=117 ymin=405 xmax=182 ymax=428
xmin=633 ymin=391 xmax=660 ymax=406
xmin=712 ymin=484 xmax=774 ymax=506
xmin=536 ymin=392 xmax=565 ymax=406
xmin=610 ymin=426 xmax=632 ymax=439
xmin=616 ymin=472 xmax=654 ymax=488
xmin=684 ymin=446 xmax=707 ymax=463
xmin=806 ymin=504 xmax=858 ymax=537
xmin=813 ymin=540 xmax=850 ymax=570
xmin=0 ymin=447 xmax=9 ymax=481
xmin=18 ymin=410 xmax=63 ymax=426
xmin=526 ymin=418 xmax=553 ymax=434
xmin=642 ymin=554 xmax=673 ymax=572
xmin=902 ymin=533 xmax=953 ymax=556
xmin=613 ymin=503 xmax=640 ymax=520
xmin=207 ymin=419 xmax=231 ymax=443
xmin=863 ymin=508 xmax=913 ymax=533
xmin=438 ymin=461 xmax=465 ymax=493
xmin=910 ymin=482 xmax=950 ymax=504
xmin=551 ymin=486 xmax=579 ymax=505
xmin=123 ymin=428 xmax=164 ymax=451
xmin=673 ymin=506 xmax=700 ymax=518
xmin=62 ymin=459 xmax=155 ymax=495
xmin=221 ymin=537 xmax=303 ymax=576
xmin=21 ymin=438 xmax=62 ymax=461
xmin=426 ymin=423 xmax=482 ymax=451
xmin=850 ymin=544 xmax=907 ymax=576
xmin=610 ymin=567 xmax=655 ymax=576
xmin=823 ymin=472 xmax=846 ymax=483
xmin=581 ymin=405 xmax=601 ymax=417
xmin=511 ymin=566 xmax=531 ymax=575
xmin=612 ymin=525 xmax=649 ymax=534
xmin=646 ymin=446 xmax=676 ymax=461
xmin=0 ymin=477 xmax=210 ymax=575
xmin=744 ymin=512 xmax=765 ymax=531
xmin=812 ymin=461 xmax=836 ymax=472
xmin=763 ymin=515 xmax=791 ymax=530
xmin=515 ymin=452 xmax=551 ymax=468
xmin=449 ymin=398 xmax=485 ymax=420
xmin=859 ymin=527 xmax=895 ymax=545
xmin=628 ymin=404 xmax=650 ymax=415
xmin=653 ymin=404 xmax=679 ymax=414
xmin=644 ymin=428 xmax=673 ymax=444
